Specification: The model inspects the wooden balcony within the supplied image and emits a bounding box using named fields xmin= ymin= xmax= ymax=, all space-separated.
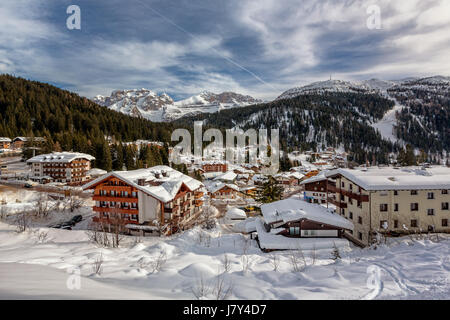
xmin=93 ymin=195 xmax=138 ymax=203
xmin=327 ymin=183 xmax=369 ymax=202
xmin=327 ymin=198 xmax=347 ymax=208
xmin=93 ymin=206 xmax=139 ymax=215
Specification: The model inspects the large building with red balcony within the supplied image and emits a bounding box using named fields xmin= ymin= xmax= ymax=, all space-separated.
xmin=27 ymin=152 xmax=95 ymax=184
xmin=82 ymin=165 xmax=205 ymax=236
xmin=201 ymin=160 xmax=227 ymax=173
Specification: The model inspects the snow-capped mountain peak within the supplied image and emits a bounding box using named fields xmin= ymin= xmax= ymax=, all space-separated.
xmin=93 ymin=89 xmax=262 ymax=122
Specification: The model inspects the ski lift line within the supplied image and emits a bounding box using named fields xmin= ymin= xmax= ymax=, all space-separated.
xmin=134 ymin=0 xmax=276 ymax=91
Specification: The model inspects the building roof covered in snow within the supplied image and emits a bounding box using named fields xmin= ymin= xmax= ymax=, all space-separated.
xmin=225 ymin=207 xmax=247 ymax=220
xmin=325 ymin=166 xmax=450 ymax=191
xmin=261 ymin=198 xmax=354 ymax=230
xmin=255 ymin=218 xmax=350 ymax=250
xmin=0 ymin=137 xmax=11 ymax=142
xmin=213 ymin=171 xmax=237 ymax=182
xmin=206 ymin=182 xmax=240 ymax=193
xmin=300 ymin=171 xmax=328 ymax=185
xmin=83 ymin=165 xmax=203 ymax=203
xmin=27 ymin=152 xmax=95 ymax=163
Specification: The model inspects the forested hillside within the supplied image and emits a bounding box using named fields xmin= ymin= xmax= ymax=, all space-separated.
xmin=0 ymin=75 xmax=174 ymax=170
xmin=176 ymin=93 xmax=400 ymax=164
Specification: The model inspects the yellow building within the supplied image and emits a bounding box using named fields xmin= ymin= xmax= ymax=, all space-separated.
xmin=325 ymin=167 xmax=450 ymax=246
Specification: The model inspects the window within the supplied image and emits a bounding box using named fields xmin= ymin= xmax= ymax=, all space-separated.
xmin=411 ymin=220 xmax=418 ymax=228
xmin=442 ymin=190 xmax=448 ymax=195
xmin=427 ymin=192 xmax=434 ymax=199
xmin=131 ymin=214 xmax=138 ymax=221
xmin=358 ymin=216 xmax=363 ymax=224
xmin=428 ymin=225 xmax=435 ymax=232
xmin=394 ymin=203 xmax=399 ymax=212
xmin=380 ymin=220 xmax=388 ymax=229
xmin=442 ymin=219 xmax=448 ymax=227
xmin=394 ymin=220 xmax=399 ymax=228
xmin=394 ymin=190 xmax=398 ymax=196
xmin=442 ymin=202 xmax=449 ymax=210
xmin=358 ymin=232 xmax=363 ymax=240
xmin=349 ymin=212 xmax=353 ymax=220
xmin=349 ymin=184 xmax=353 ymax=191
xmin=289 ymin=227 xmax=300 ymax=235
xmin=411 ymin=203 xmax=419 ymax=211
xmin=341 ymin=182 xmax=345 ymax=188
xmin=380 ymin=204 xmax=388 ymax=212
xmin=427 ymin=209 xmax=435 ymax=216
xmin=411 ymin=190 xmax=418 ymax=195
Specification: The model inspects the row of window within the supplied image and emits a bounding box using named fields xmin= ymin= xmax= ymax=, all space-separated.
xmin=380 ymin=219 xmax=448 ymax=229
xmin=379 ymin=202 xmax=449 ymax=212
xmin=99 ymin=190 xmax=138 ymax=198
xmin=340 ymin=181 xmax=449 ymax=197
xmin=101 ymin=212 xmax=138 ymax=221
xmin=98 ymin=201 xmax=138 ymax=209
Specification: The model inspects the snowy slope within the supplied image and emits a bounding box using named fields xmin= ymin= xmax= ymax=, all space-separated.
xmin=0 ymin=221 xmax=448 ymax=300
xmin=94 ymin=90 xmax=262 ymax=122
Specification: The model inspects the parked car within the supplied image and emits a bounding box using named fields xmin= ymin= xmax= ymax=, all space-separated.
xmin=70 ymin=215 xmax=83 ymax=224
xmin=24 ymin=183 xmax=33 ymax=189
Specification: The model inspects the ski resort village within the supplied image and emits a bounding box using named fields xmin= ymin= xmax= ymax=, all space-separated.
xmin=0 ymin=137 xmax=449 ymax=300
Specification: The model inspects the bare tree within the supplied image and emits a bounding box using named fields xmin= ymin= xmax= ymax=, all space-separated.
xmin=33 ymin=193 xmax=51 ymax=217
xmin=310 ymin=243 xmax=317 ymax=265
xmin=64 ymin=194 xmax=85 ymax=213
xmin=149 ymin=250 xmax=167 ymax=274
xmin=92 ymin=254 xmax=104 ymax=275
xmin=269 ymin=253 xmax=280 ymax=272
xmin=15 ymin=210 xmax=32 ymax=233
xmin=191 ymin=276 xmax=211 ymax=300
xmin=201 ymin=203 xmax=218 ymax=230
xmin=331 ymin=242 xmax=341 ymax=262
xmin=220 ymin=253 xmax=231 ymax=273
xmin=212 ymin=274 xmax=233 ymax=300
xmin=288 ymin=246 xmax=307 ymax=273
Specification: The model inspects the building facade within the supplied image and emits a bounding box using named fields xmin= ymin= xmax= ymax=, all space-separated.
xmin=27 ymin=152 xmax=95 ymax=184
xmin=325 ymin=167 xmax=450 ymax=245
xmin=0 ymin=138 xmax=11 ymax=149
xmin=83 ymin=166 xmax=204 ymax=236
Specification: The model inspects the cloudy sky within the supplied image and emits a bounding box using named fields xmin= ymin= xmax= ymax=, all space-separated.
xmin=0 ymin=0 xmax=449 ymax=100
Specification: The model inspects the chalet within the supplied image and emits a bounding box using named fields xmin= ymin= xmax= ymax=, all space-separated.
xmin=82 ymin=165 xmax=204 ymax=236
xmin=256 ymin=198 xmax=354 ymax=251
xmin=0 ymin=138 xmax=11 ymax=149
xmin=300 ymin=173 xmax=328 ymax=204
xmin=325 ymin=166 xmax=450 ymax=246
xmin=213 ymin=171 xmax=237 ymax=183
xmin=274 ymin=172 xmax=304 ymax=186
xmin=27 ymin=152 xmax=95 ymax=184
xmin=11 ymin=137 xmax=46 ymax=150
xmin=207 ymin=182 xmax=240 ymax=199
xmin=202 ymin=160 xmax=227 ymax=173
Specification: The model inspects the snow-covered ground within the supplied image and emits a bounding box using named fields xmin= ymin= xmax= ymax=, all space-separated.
xmin=0 ymin=219 xmax=448 ymax=300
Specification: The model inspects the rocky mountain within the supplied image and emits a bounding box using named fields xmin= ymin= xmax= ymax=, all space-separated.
xmin=93 ymin=89 xmax=262 ymax=122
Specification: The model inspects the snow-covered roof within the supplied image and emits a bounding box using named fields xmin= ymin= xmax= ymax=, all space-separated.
xmin=0 ymin=137 xmax=11 ymax=142
xmin=233 ymin=217 xmax=257 ymax=233
xmin=261 ymin=198 xmax=353 ymax=230
xmin=88 ymin=168 xmax=107 ymax=176
xmin=255 ymin=218 xmax=350 ymax=250
xmin=213 ymin=171 xmax=237 ymax=182
xmin=325 ymin=167 xmax=450 ymax=191
xmin=300 ymin=172 xmax=328 ymax=185
xmin=83 ymin=165 xmax=203 ymax=203
xmin=225 ymin=207 xmax=247 ymax=219
xmin=27 ymin=152 xmax=95 ymax=163
xmin=207 ymin=182 xmax=240 ymax=193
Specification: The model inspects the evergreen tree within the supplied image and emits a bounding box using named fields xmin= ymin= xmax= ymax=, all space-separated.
xmin=257 ymin=176 xmax=283 ymax=203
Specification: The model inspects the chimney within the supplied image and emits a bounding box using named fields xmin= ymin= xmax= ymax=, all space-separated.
xmin=137 ymin=178 xmax=145 ymax=186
